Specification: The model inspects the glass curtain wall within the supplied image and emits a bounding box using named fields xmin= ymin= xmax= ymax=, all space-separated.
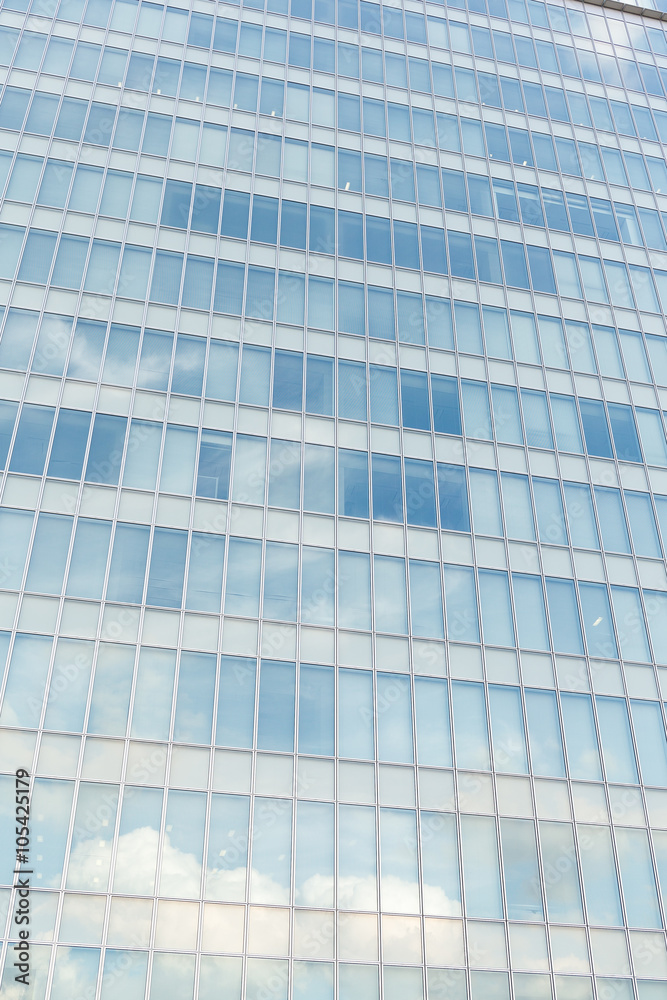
xmin=0 ymin=0 xmax=667 ymax=996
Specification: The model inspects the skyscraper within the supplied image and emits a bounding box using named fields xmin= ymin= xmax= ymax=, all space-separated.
xmin=2 ymin=0 xmax=667 ymax=996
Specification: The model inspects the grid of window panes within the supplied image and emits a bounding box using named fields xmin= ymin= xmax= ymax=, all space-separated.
xmin=1 ymin=0 xmax=667 ymax=997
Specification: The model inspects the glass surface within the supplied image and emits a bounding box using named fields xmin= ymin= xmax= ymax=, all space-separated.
xmin=1 ymin=2 xmax=667 ymax=993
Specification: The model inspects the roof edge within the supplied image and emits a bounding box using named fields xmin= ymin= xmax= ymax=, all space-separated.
xmin=574 ymin=0 xmax=667 ymax=21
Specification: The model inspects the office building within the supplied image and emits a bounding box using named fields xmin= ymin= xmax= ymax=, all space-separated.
xmin=1 ymin=0 xmax=667 ymax=996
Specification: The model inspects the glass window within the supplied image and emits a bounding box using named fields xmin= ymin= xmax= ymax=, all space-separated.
xmin=437 ymin=464 xmax=469 ymax=532
xmin=146 ymin=528 xmax=188 ymax=608
xmin=409 ymin=559 xmax=444 ymax=637
xmin=10 ymin=403 xmax=54 ymax=475
xmin=257 ymin=660 xmax=296 ymax=751
xmin=400 ymin=371 xmax=430 ymax=430
xmin=461 ymin=814 xmax=503 ymax=917
xmin=103 ymin=321 xmax=139 ymax=385
xmin=216 ymin=656 xmax=256 ymax=749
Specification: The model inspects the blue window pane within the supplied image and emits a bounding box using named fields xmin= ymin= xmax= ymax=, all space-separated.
xmin=393 ymin=220 xmax=419 ymax=269
xmin=52 ymin=235 xmax=88 ymax=289
xmin=67 ymin=317 xmax=107 ymax=380
xmin=146 ymin=528 xmax=188 ymax=608
xmin=414 ymin=677 xmax=451 ymax=766
xmin=9 ymin=404 xmax=54 ymax=475
xmin=377 ymin=673 xmax=413 ymax=762
xmin=25 ymin=513 xmax=73 ymax=595
xmin=431 ymin=375 xmax=461 ymax=434
xmin=462 ymin=381 xmax=492 ymax=439
xmin=206 ymin=342 xmax=238 ymax=401
xmin=608 ymin=402 xmax=642 ymax=462
xmin=221 ymin=190 xmax=250 ymax=238
xmin=545 ymin=578 xmax=584 ymax=654
xmin=400 ymin=370 xmax=430 ymax=429
xmin=500 ymin=817 xmax=543 ymax=919
xmin=264 ymin=541 xmax=298 ymax=620
xmin=273 ymin=351 xmax=303 ymax=410
xmin=512 ymin=574 xmax=549 ymax=650
xmin=452 ymin=681 xmax=490 ymax=770
xmin=533 ymin=478 xmax=567 ymax=545
xmin=366 ymin=216 xmax=392 ymax=265
xmin=409 ymin=559 xmax=444 ymax=638
xmin=338 ymin=449 xmax=369 ymax=518
xmin=479 ymin=570 xmax=515 ymax=646
xmin=85 ymin=413 xmax=127 ymax=485
xmin=0 ymin=87 xmax=30 ymax=129
xmin=563 ymin=483 xmax=599 ymax=549
xmin=437 ymin=464 xmax=469 ymax=531
xmin=301 ymin=546 xmax=335 ymax=625
xmin=309 ymin=205 xmax=335 ymax=254
xmin=18 ymin=230 xmax=57 ymax=283
xmin=55 ymin=97 xmax=87 ymax=139
xmin=173 ymin=651 xmax=216 ymax=743
xmin=0 ymin=400 xmax=17 ymax=469
xmin=216 ymin=656 xmax=257 ymax=748
xmin=338 ymin=149 xmax=361 ymax=191
xmin=338 ymin=211 xmax=363 ymax=258
xmin=338 ymin=281 xmax=365 ymax=336
xmin=37 ymin=159 xmax=74 ymax=208
xmin=338 ymin=550 xmax=371 ymax=629
xmin=338 ymin=669 xmax=373 ymax=759
xmin=280 ymin=200 xmax=307 ymax=249
xmin=268 ymin=439 xmax=300 ymax=509
xmin=595 ymin=488 xmax=630 ymax=553
xmin=420 ymin=227 xmax=447 ymax=274
xmin=225 ymin=537 xmax=261 ymax=616
xmin=372 ymin=454 xmax=403 ymax=522
xmin=0 ymin=226 xmax=24 ymax=281
xmin=246 ymin=267 xmax=275 ymax=321
xmin=137 ymin=330 xmax=173 ymax=390
xmin=625 ymin=490 xmax=660 ymax=559
xmin=66 ymin=518 xmax=112 ymax=600
xmin=257 ymin=660 xmax=296 ymax=751
xmin=631 ymin=700 xmax=667 ymax=786
xmin=172 ymin=334 xmax=206 ymax=394
xmin=84 ymin=239 xmax=121 ymax=294
xmin=374 ymin=555 xmax=408 ymax=633
xmin=106 ymin=523 xmax=150 ymax=603
xmin=454 ymin=301 xmax=483 ymax=355
xmin=368 ymin=288 xmax=395 ymax=341
xmin=48 ymin=409 xmax=91 ymax=480
xmin=251 ymin=195 xmax=279 ymax=244
xmin=580 ymin=398 xmax=613 ymax=457
xmin=561 ymin=693 xmax=602 ymax=780
xmin=190 ymin=184 xmax=221 ymax=234
xmin=298 ymin=664 xmax=335 ymax=755
xmin=186 ymin=533 xmax=225 ymax=612
xmin=525 ymin=689 xmax=566 ymax=777
xmin=405 ymin=459 xmax=437 ymax=527
xmin=181 ymin=257 xmax=214 ymax=311
xmin=150 ymin=251 xmax=183 ymax=305
xmin=596 ymin=696 xmax=639 ymax=783
xmin=368 ymin=368 xmax=397 ymax=429
xmin=239 ymin=346 xmax=270 ymax=405
xmin=33 ymin=308 xmax=73 ymax=375
xmin=277 ymin=271 xmax=304 ymax=325
xmin=397 ymin=291 xmax=424 ymax=344
xmin=293 ymin=963 xmax=333 ymax=1000
xmin=303 ymin=444 xmax=334 ymax=514
xmin=444 ymin=565 xmax=479 ymax=642
xmin=579 ymin=582 xmax=618 ymax=658
xmin=306 ymin=356 xmax=334 ymax=415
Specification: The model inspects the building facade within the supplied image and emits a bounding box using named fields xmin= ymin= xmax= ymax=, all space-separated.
xmin=2 ymin=0 xmax=667 ymax=996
